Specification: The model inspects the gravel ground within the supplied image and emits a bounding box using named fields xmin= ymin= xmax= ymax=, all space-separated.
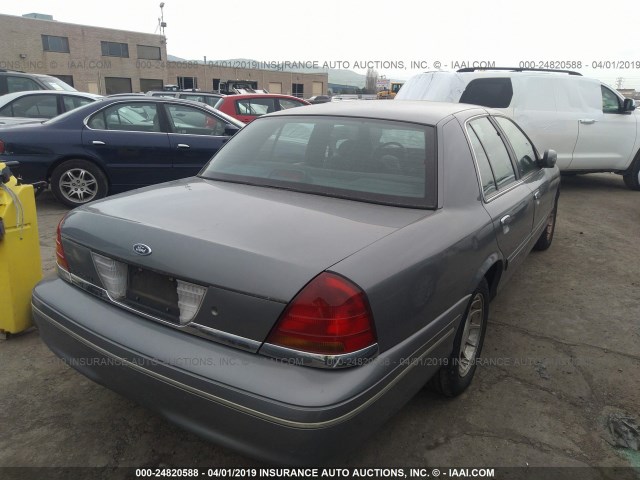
xmin=0 ymin=173 xmax=638 ymax=476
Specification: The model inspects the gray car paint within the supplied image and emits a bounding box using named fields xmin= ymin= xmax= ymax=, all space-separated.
xmin=32 ymin=101 xmax=560 ymax=464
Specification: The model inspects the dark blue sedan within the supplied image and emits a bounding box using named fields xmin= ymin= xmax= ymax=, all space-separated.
xmin=0 ymin=96 xmax=244 ymax=207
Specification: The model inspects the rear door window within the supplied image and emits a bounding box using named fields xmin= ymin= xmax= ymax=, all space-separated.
xmin=62 ymin=95 xmax=94 ymax=111
xmin=236 ymin=98 xmax=276 ymax=116
xmin=6 ymin=76 xmax=43 ymax=93
xmin=88 ymin=103 xmax=161 ymax=132
xmin=460 ymin=78 xmax=513 ymax=108
xmin=468 ymin=117 xmax=516 ymax=190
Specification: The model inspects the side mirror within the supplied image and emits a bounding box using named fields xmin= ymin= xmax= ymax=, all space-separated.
xmin=224 ymin=124 xmax=240 ymax=136
xmin=623 ymin=98 xmax=636 ymax=112
xmin=540 ymin=149 xmax=557 ymax=169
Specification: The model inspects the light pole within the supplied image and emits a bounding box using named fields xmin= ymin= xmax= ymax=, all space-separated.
xmin=158 ymin=3 xmax=166 ymax=37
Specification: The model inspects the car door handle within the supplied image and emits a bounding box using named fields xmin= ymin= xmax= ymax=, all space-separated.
xmin=92 ymin=140 xmax=106 ymax=145
xmin=579 ymin=119 xmax=596 ymax=124
xmin=177 ymin=144 xmax=190 ymax=149
xmin=500 ymin=215 xmax=512 ymax=226
xmin=533 ymin=191 xmax=541 ymax=201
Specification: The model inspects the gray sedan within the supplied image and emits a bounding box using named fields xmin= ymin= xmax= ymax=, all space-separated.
xmin=32 ymin=101 xmax=560 ymax=464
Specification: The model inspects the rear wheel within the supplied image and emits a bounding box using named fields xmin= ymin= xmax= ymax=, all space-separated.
xmin=51 ymin=160 xmax=108 ymax=208
xmin=430 ymin=279 xmax=489 ymax=397
xmin=623 ymin=152 xmax=640 ymax=190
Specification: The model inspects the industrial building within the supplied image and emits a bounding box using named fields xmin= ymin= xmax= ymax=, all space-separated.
xmin=0 ymin=13 xmax=328 ymax=97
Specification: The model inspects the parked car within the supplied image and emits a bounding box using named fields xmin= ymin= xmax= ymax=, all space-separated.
xmin=307 ymin=95 xmax=331 ymax=104
xmin=396 ymin=67 xmax=640 ymax=190
xmin=0 ymin=96 xmax=243 ymax=207
xmin=213 ymin=93 xmax=310 ymax=123
xmin=33 ymin=101 xmax=560 ymax=464
xmin=0 ymin=69 xmax=76 ymax=95
xmin=147 ymin=90 xmax=224 ymax=107
xmin=0 ymin=91 xmax=101 ymax=126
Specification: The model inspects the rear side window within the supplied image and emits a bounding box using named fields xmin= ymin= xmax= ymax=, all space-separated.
xmin=494 ymin=117 xmax=538 ymax=177
xmin=468 ymin=117 xmax=516 ymax=190
xmin=0 ymin=94 xmax=57 ymax=118
xmin=467 ymin=128 xmax=497 ymax=196
xmin=201 ymin=116 xmax=437 ymax=208
xmin=460 ymin=78 xmax=513 ymax=108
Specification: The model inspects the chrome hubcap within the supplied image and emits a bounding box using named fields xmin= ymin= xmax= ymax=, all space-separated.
xmin=458 ymin=293 xmax=484 ymax=377
xmin=59 ymin=168 xmax=98 ymax=203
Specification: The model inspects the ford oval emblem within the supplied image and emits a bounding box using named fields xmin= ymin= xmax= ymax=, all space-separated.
xmin=133 ymin=243 xmax=152 ymax=256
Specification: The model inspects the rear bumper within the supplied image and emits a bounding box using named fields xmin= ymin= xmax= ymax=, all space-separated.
xmin=32 ymin=277 xmax=462 ymax=464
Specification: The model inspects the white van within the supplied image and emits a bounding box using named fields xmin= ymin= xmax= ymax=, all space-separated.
xmin=396 ymin=68 xmax=640 ymax=190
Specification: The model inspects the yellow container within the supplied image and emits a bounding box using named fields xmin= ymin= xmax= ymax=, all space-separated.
xmin=0 ymin=163 xmax=42 ymax=336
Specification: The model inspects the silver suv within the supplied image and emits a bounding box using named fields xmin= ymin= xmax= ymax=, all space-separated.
xmin=0 ymin=69 xmax=76 ymax=96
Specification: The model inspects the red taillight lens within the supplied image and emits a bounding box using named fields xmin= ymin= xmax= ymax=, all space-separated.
xmin=0 ymin=140 xmax=5 ymax=154
xmin=266 ymin=272 xmax=376 ymax=355
xmin=56 ymin=216 xmax=69 ymax=271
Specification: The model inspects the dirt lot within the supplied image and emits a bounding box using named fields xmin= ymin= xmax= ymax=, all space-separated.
xmin=1 ymin=173 xmax=639 ymax=473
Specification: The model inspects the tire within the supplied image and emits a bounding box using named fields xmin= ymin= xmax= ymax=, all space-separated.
xmin=533 ymin=194 xmax=559 ymax=251
xmin=430 ymin=279 xmax=489 ymax=397
xmin=623 ymin=153 xmax=640 ymax=190
xmin=50 ymin=160 xmax=108 ymax=208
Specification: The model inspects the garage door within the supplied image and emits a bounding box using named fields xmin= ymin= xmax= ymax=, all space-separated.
xmin=268 ymin=82 xmax=282 ymax=94
xmin=312 ymin=82 xmax=323 ymax=95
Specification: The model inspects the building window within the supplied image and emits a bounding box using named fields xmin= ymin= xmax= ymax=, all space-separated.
xmin=292 ymin=83 xmax=304 ymax=98
xmin=101 ymin=41 xmax=129 ymax=58
xmin=52 ymin=74 xmax=74 ymax=87
xmin=137 ymin=45 xmax=162 ymax=60
xmin=140 ymin=78 xmax=163 ymax=92
xmin=212 ymin=79 xmax=220 ymax=91
xmin=177 ymin=76 xmax=197 ymax=90
xmin=42 ymin=35 xmax=70 ymax=53
xmin=104 ymin=77 xmax=132 ymax=95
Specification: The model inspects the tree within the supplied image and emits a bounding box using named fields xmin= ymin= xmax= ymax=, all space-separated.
xmin=365 ymin=68 xmax=379 ymax=94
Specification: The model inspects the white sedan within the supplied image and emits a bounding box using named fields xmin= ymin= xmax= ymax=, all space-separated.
xmin=0 ymin=90 xmax=101 ymax=126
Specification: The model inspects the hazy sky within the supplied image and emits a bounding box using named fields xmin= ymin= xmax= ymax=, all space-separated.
xmin=4 ymin=0 xmax=640 ymax=88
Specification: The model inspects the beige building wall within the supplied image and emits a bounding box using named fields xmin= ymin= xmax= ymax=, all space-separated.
xmin=0 ymin=13 xmax=328 ymax=98
xmin=165 ymin=63 xmax=328 ymax=97
xmin=0 ymin=14 xmax=168 ymax=94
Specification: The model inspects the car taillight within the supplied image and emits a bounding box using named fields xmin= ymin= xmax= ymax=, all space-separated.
xmin=0 ymin=140 xmax=5 ymax=154
xmin=55 ymin=216 xmax=69 ymax=272
xmin=266 ymin=272 xmax=376 ymax=355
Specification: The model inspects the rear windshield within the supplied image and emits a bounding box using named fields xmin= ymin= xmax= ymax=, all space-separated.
xmin=200 ymin=115 xmax=436 ymax=208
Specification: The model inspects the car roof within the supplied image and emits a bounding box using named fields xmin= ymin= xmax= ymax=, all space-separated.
xmin=0 ymin=90 xmax=102 ymax=103
xmin=266 ymin=100 xmax=485 ymax=124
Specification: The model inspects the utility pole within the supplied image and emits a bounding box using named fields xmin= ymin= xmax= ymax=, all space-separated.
xmin=616 ymin=77 xmax=624 ymax=89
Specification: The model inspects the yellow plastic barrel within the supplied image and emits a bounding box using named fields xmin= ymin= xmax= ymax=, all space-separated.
xmin=0 ymin=162 xmax=42 ymax=337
